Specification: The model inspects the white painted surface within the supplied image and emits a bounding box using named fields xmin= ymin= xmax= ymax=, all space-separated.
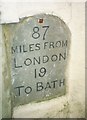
xmin=0 ymin=1 xmax=85 ymax=118
xmin=0 ymin=25 xmax=2 ymax=120
xmin=1 ymin=2 xmax=72 ymax=24
xmin=13 ymin=95 xmax=70 ymax=118
xmin=0 ymin=0 xmax=86 ymax=3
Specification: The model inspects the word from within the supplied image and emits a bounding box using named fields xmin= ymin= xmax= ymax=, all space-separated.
xmin=11 ymin=40 xmax=67 ymax=54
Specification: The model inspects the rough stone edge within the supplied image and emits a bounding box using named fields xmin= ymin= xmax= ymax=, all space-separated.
xmin=12 ymin=14 xmax=71 ymax=118
xmin=1 ymin=14 xmax=71 ymax=118
xmin=1 ymin=24 xmax=12 ymax=118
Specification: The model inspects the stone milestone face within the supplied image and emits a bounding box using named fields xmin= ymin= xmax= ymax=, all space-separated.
xmin=11 ymin=14 xmax=71 ymax=106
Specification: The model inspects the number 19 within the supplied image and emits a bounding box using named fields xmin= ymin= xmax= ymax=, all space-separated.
xmin=34 ymin=67 xmax=46 ymax=78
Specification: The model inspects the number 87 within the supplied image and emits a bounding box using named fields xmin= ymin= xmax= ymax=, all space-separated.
xmin=32 ymin=26 xmax=49 ymax=40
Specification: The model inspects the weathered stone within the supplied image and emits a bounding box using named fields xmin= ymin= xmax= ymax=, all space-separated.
xmin=2 ymin=24 xmax=12 ymax=118
xmin=4 ymin=14 xmax=71 ymax=106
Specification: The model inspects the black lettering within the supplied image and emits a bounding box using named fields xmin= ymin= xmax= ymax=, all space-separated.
xmin=44 ymin=42 xmax=48 ymax=49
xmin=19 ymin=45 xmax=22 ymax=53
xmin=59 ymin=52 xmax=66 ymax=61
xmin=51 ymin=55 xmax=58 ymax=61
xmin=51 ymin=80 xmax=58 ymax=88
xmin=11 ymin=46 xmax=18 ymax=54
xmin=42 ymin=26 xmax=49 ymax=40
xmin=33 ymin=57 xmax=40 ymax=65
xmin=14 ymin=86 xmax=24 ymax=96
xmin=24 ymin=58 xmax=32 ymax=66
xmin=59 ymin=79 xmax=65 ymax=87
xmin=14 ymin=58 xmax=22 ymax=68
xmin=43 ymin=55 xmax=49 ymax=63
xmin=55 ymin=41 xmax=61 ymax=47
xmin=39 ymin=67 xmax=46 ymax=77
xmin=36 ymin=82 xmax=43 ymax=91
xmin=32 ymin=27 xmax=40 ymax=39
xmin=23 ymin=45 xmax=27 ymax=52
xmin=35 ymin=43 xmax=40 ymax=50
xmin=29 ymin=44 xmax=34 ymax=51
xmin=49 ymin=42 xmax=54 ymax=48
xmin=45 ymin=82 xmax=51 ymax=89
xmin=25 ymin=86 xmax=32 ymax=94
xmin=62 ymin=40 xmax=67 ymax=47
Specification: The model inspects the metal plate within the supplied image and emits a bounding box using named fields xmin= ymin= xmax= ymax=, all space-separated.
xmin=11 ymin=14 xmax=71 ymax=106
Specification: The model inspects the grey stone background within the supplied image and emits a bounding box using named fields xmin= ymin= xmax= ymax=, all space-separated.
xmin=0 ymin=1 xmax=85 ymax=118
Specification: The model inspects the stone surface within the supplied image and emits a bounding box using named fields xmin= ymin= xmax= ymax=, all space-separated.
xmin=2 ymin=25 xmax=12 ymax=118
xmin=1 ymin=2 xmax=85 ymax=118
xmin=10 ymin=14 xmax=71 ymax=106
